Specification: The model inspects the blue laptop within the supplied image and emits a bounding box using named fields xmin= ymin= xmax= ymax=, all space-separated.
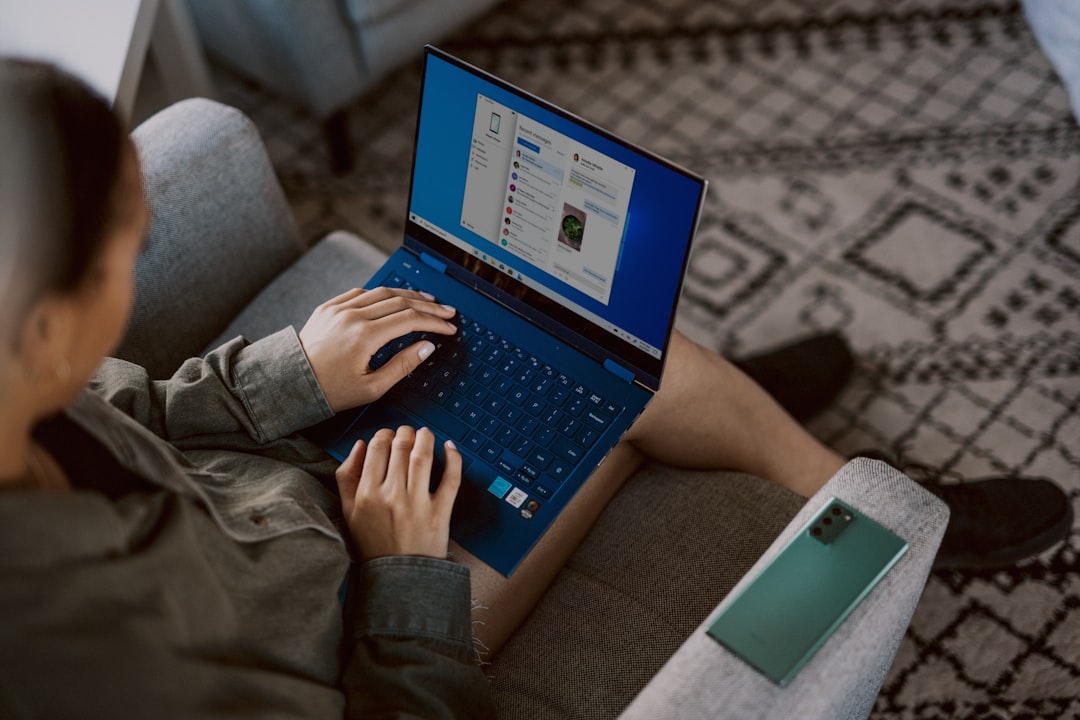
xmin=310 ymin=47 xmax=707 ymax=576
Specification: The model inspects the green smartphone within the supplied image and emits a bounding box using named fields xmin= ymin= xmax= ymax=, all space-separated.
xmin=706 ymin=497 xmax=908 ymax=686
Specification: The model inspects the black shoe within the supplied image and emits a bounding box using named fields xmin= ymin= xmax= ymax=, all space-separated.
xmin=855 ymin=451 xmax=1074 ymax=569
xmin=732 ymin=332 xmax=855 ymax=422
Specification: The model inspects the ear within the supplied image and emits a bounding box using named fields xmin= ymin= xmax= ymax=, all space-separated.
xmin=17 ymin=293 xmax=75 ymax=376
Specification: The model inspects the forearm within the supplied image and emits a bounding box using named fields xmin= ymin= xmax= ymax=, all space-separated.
xmin=342 ymin=557 xmax=495 ymax=720
xmin=92 ymin=328 xmax=333 ymax=444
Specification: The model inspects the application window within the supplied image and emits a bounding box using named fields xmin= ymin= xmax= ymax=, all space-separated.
xmin=460 ymin=93 xmax=636 ymax=306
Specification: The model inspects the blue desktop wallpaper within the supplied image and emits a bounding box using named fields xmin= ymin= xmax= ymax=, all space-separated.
xmin=409 ymin=53 xmax=704 ymax=351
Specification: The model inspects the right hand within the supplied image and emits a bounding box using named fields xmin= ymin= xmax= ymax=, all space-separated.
xmin=335 ymin=426 xmax=462 ymax=562
xmin=298 ymin=287 xmax=457 ymax=412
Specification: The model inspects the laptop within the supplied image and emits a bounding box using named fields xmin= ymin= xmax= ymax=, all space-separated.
xmin=309 ymin=47 xmax=707 ymax=576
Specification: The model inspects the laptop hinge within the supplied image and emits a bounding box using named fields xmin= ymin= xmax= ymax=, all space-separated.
xmin=420 ymin=252 xmax=447 ymax=273
xmin=603 ymin=358 xmax=635 ymax=384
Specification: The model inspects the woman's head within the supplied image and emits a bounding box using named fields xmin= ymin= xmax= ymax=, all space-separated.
xmin=1 ymin=59 xmax=148 ymax=414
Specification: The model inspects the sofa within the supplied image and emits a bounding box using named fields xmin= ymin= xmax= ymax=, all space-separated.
xmin=120 ymin=97 xmax=949 ymax=719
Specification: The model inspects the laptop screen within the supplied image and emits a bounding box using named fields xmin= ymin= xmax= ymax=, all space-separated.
xmin=404 ymin=48 xmax=706 ymax=387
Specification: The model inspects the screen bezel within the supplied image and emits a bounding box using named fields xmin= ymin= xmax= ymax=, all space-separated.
xmin=405 ymin=46 xmax=707 ymax=390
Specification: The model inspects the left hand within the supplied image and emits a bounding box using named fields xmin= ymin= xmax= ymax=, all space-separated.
xmin=299 ymin=287 xmax=457 ymax=411
xmin=335 ymin=426 xmax=462 ymax=562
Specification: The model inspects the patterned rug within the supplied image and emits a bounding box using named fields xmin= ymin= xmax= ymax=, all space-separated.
xmin=213 ymin=0 xmax=1079 ymax=717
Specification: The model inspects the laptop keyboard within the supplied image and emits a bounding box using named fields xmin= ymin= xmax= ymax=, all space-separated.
xmin=367 ymin=273 xmax=625 ymax=502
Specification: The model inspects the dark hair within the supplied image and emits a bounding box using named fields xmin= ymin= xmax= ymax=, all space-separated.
xmin=1 ymin=59 xmax=130 ymax=297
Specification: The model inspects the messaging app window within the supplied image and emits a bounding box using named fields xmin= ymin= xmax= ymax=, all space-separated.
xmin=461 ymin=94 xmax=636 ymax=306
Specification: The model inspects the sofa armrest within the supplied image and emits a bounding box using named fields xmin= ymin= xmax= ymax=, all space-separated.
xmin=118 ymin=98 xmax=304 ymax=377
xmin=619 ymin=458 xmax=948 ymax=720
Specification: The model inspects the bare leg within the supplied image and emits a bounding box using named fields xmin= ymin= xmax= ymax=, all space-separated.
xmin=464 ymin=330 xmax=846 ymax=657
xmin=624 ymin=331 xmax=846 ymax=497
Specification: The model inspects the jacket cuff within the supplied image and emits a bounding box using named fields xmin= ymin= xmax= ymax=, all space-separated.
xmin=350 ymin=557 xmax=475 ymax=650
xmin=230 ymin=327 xmax=334 ymax=441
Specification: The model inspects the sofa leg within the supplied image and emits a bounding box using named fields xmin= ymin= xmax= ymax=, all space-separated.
xmin=325 ymin=110 xmax=354 ymax=175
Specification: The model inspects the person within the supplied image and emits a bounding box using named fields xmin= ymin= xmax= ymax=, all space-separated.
xmin=0 ymin=60 xmax=1071 ymax=717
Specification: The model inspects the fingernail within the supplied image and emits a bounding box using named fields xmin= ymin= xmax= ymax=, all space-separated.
xmin=441 ymin=304 xmax=456 ymax=312
xmin=420 ymin=291 xmax=436 ymax=300
xmin=418 ymin=341 xmax=435 ymax=360
xmin=445 ymin=439 xmax=456 ymax=450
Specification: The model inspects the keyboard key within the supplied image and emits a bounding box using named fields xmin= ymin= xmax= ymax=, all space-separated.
xmin=496 ymin=457 xmax=518 ymax=477
xmin=479 ymin=416 xmax=499 ymax=437
xmin=530 ymin=376 xmax=552 ymax=395
xmin=462 ymin=404 xmax=483 ymax=425
xmin=533 ymin=426 xmax=555 ymax=447
xmin=527 ymin=448 xmax=553 ymax=470
xmin=493 ymin=377 xmax=515 ymax=396
xmin=604 ymin=401 xmax=623 ymax=416
xmin=480 ymin=442 xmax=501 ymax=463
xmin=447 ymin=397 xmax=467 ymax=416
xmin=557 ymin=416 xmax=581 ymax=437
xmin=566 ymin=396 xmax=587 ymax=416
xmin=582 ymin=409 xmax=613 ymax=431
xmin=497 ymin=356 xmax=519 ymax=375
xmin=510 ymin=435 xmax=533 ymax=457
xmin=516 ymin=415 xmax=539 ymax=436
xmin=550 ymin=435 xmax=585 ymax=462
xmin=468 ymin=384 xmax=488 ymax=404
xmin=547 ymin=386 xmax=570 ymax=406
xmin=576 ymin=426 xmax=600 ymax=447
xmin=494 ymin=424 xmax=514 ymax=447
xmin=524 ymin=397 xmax=545 ymax=417
xmin=484 ymin=395 xmax=505 ymax=415
xmin=540 ymin=407 xmax=562 ymax=426
xmin=572 ymin=383 xmax=589 ymax=397
xmin=506 ymin=386 xmax=528 ymax=406
xmin=533 ymin=483 xmax=554 ymax=500
xmin=464 ymin=430 xmax=485 ymax=453
xmin=519 ymin=464 xmax=540 ymax=480
xmin=587 ymin=392 xmax=605 ymax=406
xmin=515 ymin=471 xmax=535 ymax=487
xmin=548 ymin=459 xmax=570 ymax=483
xmin=499 ymin=404 xmax=524 ymax=425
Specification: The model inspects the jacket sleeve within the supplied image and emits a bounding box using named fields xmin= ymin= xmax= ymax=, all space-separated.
xmin=342 ymin=557 xmax=496 ymax=720
xmin=90 ymin=328 xmax=335 ymax=445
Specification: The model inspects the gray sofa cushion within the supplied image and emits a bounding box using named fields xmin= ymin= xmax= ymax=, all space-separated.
xmin=487 ymin=465 xmax=804 ymax=719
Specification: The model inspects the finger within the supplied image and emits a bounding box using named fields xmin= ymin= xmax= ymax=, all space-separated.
xmin=407 ymin=427 xmax=436 ymax=497
xmin=358 ymin=428 xmax=395 ymax=492
xmin=433 ymin=439 xmax=463 ymax=518
xmin=345 ymin=295 xmax=457 ymax=325
xmin=321 ymin=287 xmax=367 ymax=308
xmin=362 ymin=340 xmax=438 ymax=398
xmin=384 ymin=425 xmax=416 ymax=497
xmin=367 ymin=307 xmax=458 ymax=342
xmin=337 ymin=287 xmax=447 ymax=314
xmin=334 ymin=439 xmax=367 ymax=515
